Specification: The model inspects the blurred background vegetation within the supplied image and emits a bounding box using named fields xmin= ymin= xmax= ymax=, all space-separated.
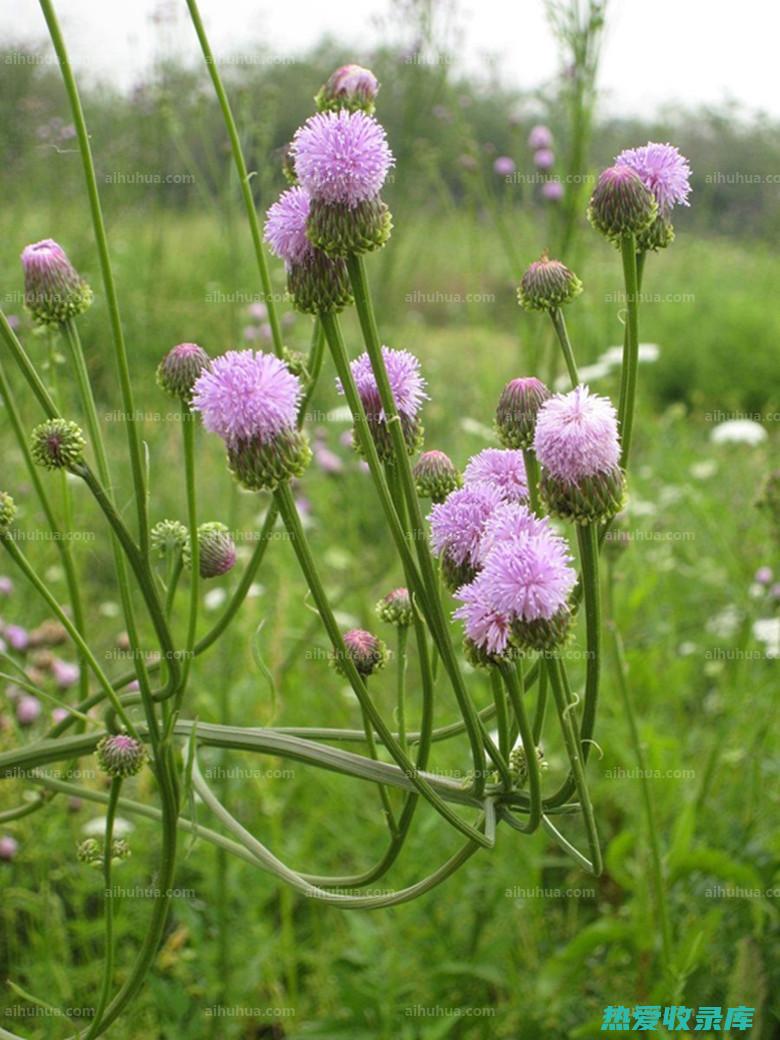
xmin=0 ymin=0 xmax=778 ymax=1037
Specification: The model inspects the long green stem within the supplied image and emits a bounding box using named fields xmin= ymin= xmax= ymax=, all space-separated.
xmin=39 ymin=0 xmax=149 ymax=550
xmin=343 ymin=255 xmax=491 ymax=791
xmin=184 ymin=0 xmax=284 ymax=359
xmin=0 ymin=535 xmax=137 ymax=735
xmin=273 ymin=482 xmax=492 ymax=847
xmin=395 ymin=625 xmax=409 ymax=755
xmin=500 ymin=662 xmax=541 ymax=833
xmin=547 ymin=656 xmax=602 ymax=875
xmin=618 ymin=233 xmax=640 ymax=467
xmin=609 ymin=617 xmax=673 ymax=967
xmin=549 ymin=307 xmax=579 ymax=387
xmin=177 ymin=404 xmax=199 ymax=700
xmin=85 ymin=778 xmax=122 ymax=1039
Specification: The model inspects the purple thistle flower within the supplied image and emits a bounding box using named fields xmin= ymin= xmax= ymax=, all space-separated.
xmin=20 ymin=239 xmax=92 ymax=325
xmin=615 ymin=142 xmax=692 ymax=216
xmin=534 ymin=385 xmax=620 ymax=482
xmin=264 ymin=186 xmax=315 ymax=267
xmin=338 ymin=347 xmax=427 ymax=422
xmin=479 ymin=529 xmax=576 ymax=621
xmin=0 ymin=576 xmax=12 ymax=596
xmin=755 ymin=566 xmax=773 ymax=585
xmin=292 ymin=110 xmax=394 ymax=207
xmin=453 ymin=574 xmax=512 ymax=656
xmin=0 ymin=836 xmax=19 ymax=862
xmin=313 ymin=443 xmax=343 ymax=475
xmin=51 ymin=658 xmax=80 ymax=689
xmin=533 ymin=148 xmax=554 ymax=170
xmin=463 ymin=448 xmax=528 ymax=503
xmin=4 ymin=625 xmax=29 ymax=652
xmin=477 ymin=502 xmax=551 ymax=563
xmin=247 ymin=302 xmax=268 ymax=320
xmin=493 ymin=156 xmax=516 ymax=177
xmin=157 ymin=342 xmax=211 ymax=403
xmin=16 ymin=695 xmax=42 ymax=726
xmin=542 ymin=180 xmax=564 ymax=201
xmin=528 ymin=125 xmax=553 ymax=150
xmin=316 ymin=64 xmax=379 ymax=114
xmin=336 ymin=628 xmax=388 ymax=677
xmin=192 ymin=350 xmax=301 ymax=447
xmin=428 ymin=483 xmax=504 ymax=568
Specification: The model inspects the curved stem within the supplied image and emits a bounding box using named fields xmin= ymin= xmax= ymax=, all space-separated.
xmin=500 ymin=662 xmax=541 ymax=833
xmin=183 ymin=0 xmax=284 ymax=359
xmin=272 ymin=482 xmax=492 ymax=847
xmin=523 ymin=449 xmax=541 ymax=516
xmin=342 ymin=257 xmax=490 ymax=793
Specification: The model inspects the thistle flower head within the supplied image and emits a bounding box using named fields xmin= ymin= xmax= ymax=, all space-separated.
xmin=342 ymin=346 xmax=427 ymax=422
xmin=292 ymin=110 xmax=394 ymax=207
xmin=264 ymin=186 xmax=315 ymax=267
xmin=428 ymin=483 xmax=504 ymax=569
xmin=517 ymin=255 xmax=582 ymax=312
xmin=495 ymin=376 xmax=552 ymax=449
xmin=334 ymin=628 xmax=389 ymax=677
xmin=16 ymin=695 xmax=42 ymax=726
xmin=157 ymin=342 xmax=211 ymax=403
xmin=21 ymin=239 xmax=93 ymax=326
xmin=316 ymin=64 xmax=380 ymax=114
xmin=479 ymin=528 xmax=576 ymax=621
xmin=96 ymin=733 xmax=148 ymax=778
xmin=413 ymin=449 xmax=462 ymax=502
xmin=184 ymin=522 xmax=236 ymax=578
xmin=533 ymin=148 xmax=555 ymax=170
xmin=192 ymin=350 xmax=302 ymax=447
xmin=30 ymin=419 xmax=86 ymax=470
xmin=528 ymin=125 xmax=553 ymax=150
xmin=477 ymin=502 xmax=551 ymax=564
xmin=493 ymin=156 xmax=516 ymax=176
xmin=463 ymin=448 xmax=528 ymax=503
xmin=0 ymin=836 xmax=19 ymax=861
xmin=376 ymin=587 xmax=413 ymax=628
xmin=151 ymin=519 xmax=188 ymax=556
xmin=534 ymin=385 xmax=620 ymax=482
xmin=453 ymin=574 xmax=512 ymax=658
xmin=615 ymin=142 xmax=692 ymax=217
xmin=588 ymin=165 xmax=658 ymax=241
xmin=0 ymin=492 xmax=17 ymax=533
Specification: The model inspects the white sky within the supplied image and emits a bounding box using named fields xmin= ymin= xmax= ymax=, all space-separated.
xmin=5 ymin=0 xmax=779 ymax=118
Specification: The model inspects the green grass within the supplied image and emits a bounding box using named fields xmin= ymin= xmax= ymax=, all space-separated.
xmin=1 ymin=202 xmax=778 ymax=1038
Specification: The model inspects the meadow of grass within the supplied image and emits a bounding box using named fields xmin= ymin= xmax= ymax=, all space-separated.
xmin=0 ymin=178 xmax=777 ymax=1039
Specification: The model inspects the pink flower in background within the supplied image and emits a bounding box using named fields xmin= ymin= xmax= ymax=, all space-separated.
xmin=16 ymin=695 xmax=42 ymax=726
xmin=533 ymin=148 xmax=555 ymax=171
xmin=528 ymin=125 xmax=553 ymax=150
xmin=542 ymin=181 xmax=564 ymax=201
xmin=493 ymin=156 xmax=516 ymax=177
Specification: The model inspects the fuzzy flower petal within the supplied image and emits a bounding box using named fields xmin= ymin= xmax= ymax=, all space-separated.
xmin=464 ymin=448 xmax=528 ymax=503
xmin=453 ymin=574 xmax=512 ymax=656
xmin=337 ymin=346 xmax=427 ymax=421
xmin=480 ymin=529 xmax=576 ymax=621
xmin=428 ymin=483 xmax=504 ymax=567
xmin=192 ymin=350 xmax=301 ymax=445
xmin=264 ymin=186 xmax=314 ymax=267
xmin=477 ymin=502 xmax=552 ymax=563
xmin=292 ymin=110 xmax=394 ymax=206
xmin=534 ymin=385 xmax=620 ymax=482
xmin=615 ymin=142 xmax=692 ymax=216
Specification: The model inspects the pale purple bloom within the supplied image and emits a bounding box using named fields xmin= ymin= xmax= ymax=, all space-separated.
xmin=51 ymin=707 xmax=69 ymax=725
xmin=242 ymin=325 xmax=261 ymax=341
xmin=479 ymin=528 xmax=576 ymax=621
xmin=248 ymin=302 xmax=268 ymax=320
xmin=16 ymin=695 xmax=41 ymax=726
xmin=542 ymin=180 xmax=564 ymax=201
xmin=321 ymin=64 xmax=379 ymax=107
xmin=337 ymin=347 xmax=427 ymax=422
xmin=292 ymin=110 xmax=394 ymax=206
xmin=192 ymin=350 xmax=302 ymax=446
xmin=615 ymin=142 xmax=692 ymax=216
xmin=493 ymin=156 xmax=516 ymax=177
xmin=6 ymin=315 xmax=20 ymax=331
xmin=534 ymin=148 xmax=554 ymax=170
xmin=463 ymin=449 xmax=528 ymax=503
xmin=0 ymin=836 xmax=19 ymax=862
xmin=259 ymin=323 xmax=272 ymax=341
xmin=264 ymin=186 xmax=314 ymax=267
xmin=453 ymin=574 xmax=512 ymax=656
xmin=429 ymin=484 xmax=504 ymax=567
xmin=0 ymin=576 xmax=12 ymax=596
xmin=770 ymin=583 xmax=780 ymax=602
xmin=314 ymin=444 xmax=343 ymax=474
xmin=4 ymin=625 xmax=29 ymax=652
xmin=51 ymin=658 xmax=80 ymax=689
xmin=477 ymin=502 xmax=551 ymax=563
xmin=528 ymin=125 xmax=553 ymax=150
xmin=534 ymin=385 xmax=621 ymax=482
xmin=754 ymin=566 xmax=772 ymax=585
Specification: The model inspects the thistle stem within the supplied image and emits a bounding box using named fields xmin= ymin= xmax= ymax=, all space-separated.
xmin=499 ymin=661 xmax=541 ymax=833
xmin=618 ymin=233 xmax=640 ymax=467
xmin=85 ymin=778 xmax=122 ymax=1039
xmin=549 ymin=307 xmax=579 ymax=387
